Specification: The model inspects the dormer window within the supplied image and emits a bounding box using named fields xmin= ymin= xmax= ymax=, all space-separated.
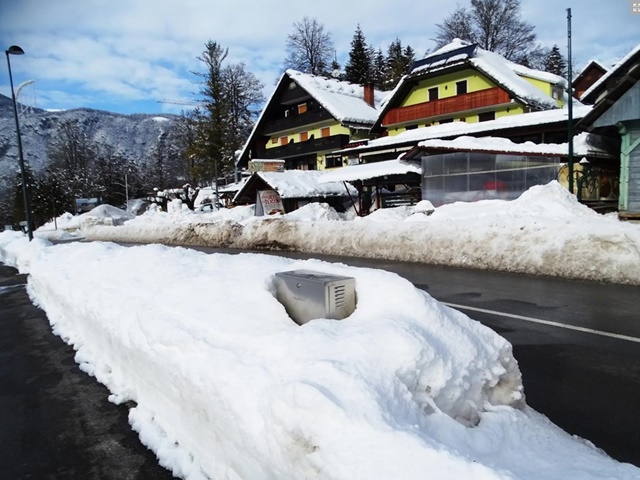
xmin=428 ymin=87 xmax=439 ymax=101
xmin=551 ymin=84 xmax=564 ymax=100
xmin=456 ymin=80 xmax=467 ymax=95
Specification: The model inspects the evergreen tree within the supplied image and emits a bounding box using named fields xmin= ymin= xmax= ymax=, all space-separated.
xmin=403 ymin=45 xmax=416 ymax=69
xmin=371 ymin=48 xmax=387 ymax=90
xmin=543 ymin=44 xmax=567 ymax=77
xmin=188 ymin=41 xmax=265 ymax=187
xmin=330 ymin=57 xmax=342 ymax=79
xmin=192 ymin=41 xmax=231 ymax=184
xmin=385 ymin=38 xmax=412 ymax=89
xmin=344 ymin=25 xmax=371 ymax=85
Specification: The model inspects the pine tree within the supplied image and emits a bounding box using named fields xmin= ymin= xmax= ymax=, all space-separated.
xmin=344 ymin=25 xmax=371 ymax=85
xmin=403 ymin=45 xmax=416 ymax=69
xmin=371 ymin=48 xmax=387 ymax=90
xmin=543 ymin=44 xmax=567 ymax=77
xmin=385 ymin=39 xmax=412 ymax=89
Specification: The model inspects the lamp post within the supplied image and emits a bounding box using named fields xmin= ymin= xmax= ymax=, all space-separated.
xmin=5 ymin=45 xmax=33 ymax=240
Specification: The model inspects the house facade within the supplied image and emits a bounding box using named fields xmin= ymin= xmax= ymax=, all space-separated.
xmin=237 ymin=70 xmax=383 ymax=172
xmin=372 ymin=40 xmax=567 ymax=137
xmin=579 ymin=44 xmax=640 ymax=219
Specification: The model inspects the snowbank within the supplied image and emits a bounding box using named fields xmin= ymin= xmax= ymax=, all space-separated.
xmin=0 ymin=235 xmax=636 ymax=479
xmin=36 ymin=181 xmax=640 ymax=285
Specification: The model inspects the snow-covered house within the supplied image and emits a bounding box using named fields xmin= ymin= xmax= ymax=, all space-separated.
xmin=579 ymin=43 xmax=640 ymax=219
xmin=236 ymin=70 xmax=385 ymax=172
xmin=232 ymin=170 xmax=358 ymax=215
xmin=370 ymin=39 xmax=568 ymax=138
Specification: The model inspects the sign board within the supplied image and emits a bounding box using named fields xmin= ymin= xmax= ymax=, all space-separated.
xmin=249 ymin=160 xmax=285 ymax=173
xmin=255 ymin=189 xmax=284 ymax=216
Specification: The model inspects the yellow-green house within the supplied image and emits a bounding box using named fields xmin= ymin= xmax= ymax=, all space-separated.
xmin=372 ymin=40 xmax=567 ymax=137
xmin=237 ymin=70 xmax=383 ymax=171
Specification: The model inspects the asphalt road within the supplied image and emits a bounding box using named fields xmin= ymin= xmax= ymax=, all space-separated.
xmin=1 ymin=248 xmax=639 ymax=478
xmin=0 ymin=264 xmax=176 ymax=480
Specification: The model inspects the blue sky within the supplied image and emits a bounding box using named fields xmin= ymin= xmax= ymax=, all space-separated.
xmin=1 ymin=0 xmax=638 ymax=115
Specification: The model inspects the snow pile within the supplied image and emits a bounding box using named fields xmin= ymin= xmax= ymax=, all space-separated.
xmin=284 ymin=202 xmax=343 ymax=221
xmin=360 ymin=205 xmax=415 ymax=222
xmin=413 ymin=199 xmax=436 ymax=215
xmin=1 ymin=236 xmax=637 ymax=479
xmin=77 ymin=204 xmax=135 ymax=227
xmin=36 ymin=181 xmax=640 ymax=285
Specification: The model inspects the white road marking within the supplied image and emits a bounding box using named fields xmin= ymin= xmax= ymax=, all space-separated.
xmin=443 ymin=302 xmax=640 ymax=344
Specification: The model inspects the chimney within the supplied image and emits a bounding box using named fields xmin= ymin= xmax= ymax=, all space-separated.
xmin=364 ymin=82 xmax=375 ymax=107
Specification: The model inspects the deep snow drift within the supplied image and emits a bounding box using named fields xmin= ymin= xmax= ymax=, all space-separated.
xmin=0 ymin=233 xmax=638 ymax=479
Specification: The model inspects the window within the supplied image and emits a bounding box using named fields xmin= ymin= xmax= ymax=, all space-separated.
xmin=298 ymin=103 xmax=307 ymax=114
xmin=478 ymin=111 xmax=496 ymax=122
xmin=428 ymin=87 xmax=439 ymax=101
xmin=325 ymin=155 xmax=342 ymax=168
xmin=405 ymin=124 xmax=417 ymax=130
xmin=439 ymin=118 xmax=453 ymax=124
xmin=271 ymin=137 xmax=278 ymax=144
xmin=300 ymin=131 xmax=308 ymax=141
xmin=280 ymin=136 xmax=288 ymax=145
xmin=551 ymin=85 xmax=564 ymax=100
xmin=456 ymin=80 xmax=467 ymax=95
xmin=321 ymin=127 xmax=330 ymax=138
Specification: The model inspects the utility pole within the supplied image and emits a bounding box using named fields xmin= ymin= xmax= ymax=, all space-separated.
xmin=567 ymin=8 xmax=574 ymax=195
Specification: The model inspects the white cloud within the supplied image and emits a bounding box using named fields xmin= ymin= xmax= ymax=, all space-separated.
xmin=1 ymin=0 xmax=637 ymax=113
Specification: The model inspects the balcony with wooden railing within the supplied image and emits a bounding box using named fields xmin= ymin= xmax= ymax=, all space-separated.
xmin=382 ymin=87 xmax=512 ymax=126
xmin=257 ymin=134 xmax=350 ymax=159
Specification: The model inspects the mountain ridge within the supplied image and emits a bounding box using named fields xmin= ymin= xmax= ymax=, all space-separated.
xmin=0 ymin=93 xmax=178 ymax=180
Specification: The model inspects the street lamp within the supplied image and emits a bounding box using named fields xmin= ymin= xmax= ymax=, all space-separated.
xmin=5 ymin=45 xmax=33 ymax=240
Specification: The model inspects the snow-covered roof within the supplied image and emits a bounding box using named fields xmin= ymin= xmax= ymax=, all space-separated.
xmin=411 ymin=132 xmax=610 ymax=158
xmin=319 ymin=159 xmax=421 ymax=183
xmin=580 ymin=43 xmax=640 ymax=102
xmin=341 ymin=105 xmax=593 ymax=155
xmin=409 ymin=39 xmax=566 ymax=111
xmin=236 ymin=170 xmax=357 ymax=201
xmin=286 ymin=69 xmax=384 ymax=126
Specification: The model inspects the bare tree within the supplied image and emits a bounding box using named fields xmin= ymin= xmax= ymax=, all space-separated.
xmin=434 ymin=0 xmax=539 ymax=65
xmin=435 ymin=5 xmax=475 ymax=46
xmin=222 ymin=62 xmax=265 ymax=162
xmin=284 ymin=17 xmax=334 ymax=76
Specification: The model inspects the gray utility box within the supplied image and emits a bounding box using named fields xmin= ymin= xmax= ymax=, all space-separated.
xmin=274 ymin=270 xmax=356 ymax=325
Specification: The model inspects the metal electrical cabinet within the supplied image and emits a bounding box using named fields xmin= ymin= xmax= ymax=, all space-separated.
xmin=274 ymin=270 xmax=356 ymax=325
